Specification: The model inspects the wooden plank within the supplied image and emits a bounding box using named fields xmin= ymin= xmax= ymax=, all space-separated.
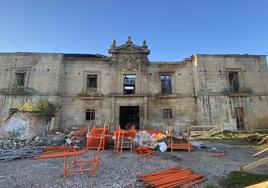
xmin=259 ymin=135 xmax=268 ymax=144
xmin=245 ymin=180 xmax=268 ymax=188
xmin=252 ymin=147 xmax=268 ymax=157
xmin=190 ymin=125 xmax=223 ymax=137
xmin=241 ymin=156 xmax=268 ymax=172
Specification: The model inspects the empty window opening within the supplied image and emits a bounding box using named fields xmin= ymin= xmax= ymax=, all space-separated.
xmin=123 ymin=74 xmax=136 ymax=94
xmin=228 ymin=72 xmax=239 ymax=92
xmin=86 ymin=75 xmax=97 ymax=93
xmin=85 ymin=109 xmax=95 ymax=121
xmin=161 ymin=75 xmax=172 ymax=94
xmin=163 ymin=109 xmax=173 ymax=119
xmin=9 ymin=108 xmax=18 ymax=116
xmin=15 ymin=72 xmax=26 ymax=87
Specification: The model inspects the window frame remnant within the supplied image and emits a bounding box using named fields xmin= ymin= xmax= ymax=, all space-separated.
xmin=228 ymin=71 xmax=239 ymax=92
xmin=85 ymin=109 xmax=95 ymax=121
xmin=123 ymin=74 xmax=136 ymax=94
xmin=161 ymin=74 xmax=172 ymax=95
xmin=86 ymin=75 xmax=97 ymax=93
xmin=163 ymin=109 xmax=173 ymax=119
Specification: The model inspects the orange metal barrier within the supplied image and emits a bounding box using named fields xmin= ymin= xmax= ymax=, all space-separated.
xmin=87 ymin=125 xmax=109 ymax=150
xmin=63 ymin=132 xmax=104 ymax=177
xmin=138 ymin=167 xmax=205 ymax=188
xmin=31 ymin=149 xmax=87 ymax=160
xmin=133 ymin=147 xmax=155 ymax=156
xmin=32 ymin=130 xmax=106 ymax=178
xmin=168 ymin=126 xmax=193 ymax=152
xmin=41 ymin=146 xmax=74 ymax=152
xmin=114 ymin=126 xmax=136 ymax=153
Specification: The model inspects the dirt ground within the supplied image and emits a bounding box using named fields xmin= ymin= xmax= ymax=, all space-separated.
xmin=0 ymin=141 xmax=267 ymax=188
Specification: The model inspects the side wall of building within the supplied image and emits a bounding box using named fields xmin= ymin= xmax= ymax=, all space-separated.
xmin=193 ymin=55 xmax=268 ymax=130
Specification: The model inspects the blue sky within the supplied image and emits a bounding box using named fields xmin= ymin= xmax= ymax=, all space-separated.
xmin=0 ymin=0 xmax=267 ymax=61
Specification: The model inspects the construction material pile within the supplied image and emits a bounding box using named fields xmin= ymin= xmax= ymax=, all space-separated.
xmin=138 ymin=167 xmax=205 ymax=188
xmin=0 ymin=138 xmax=42 ymax=161
xmin=0 ymin=145 xmax=42 ymax=161
xmin=66 ymin=129 xmax=87 ymax=148
xmin=133 ymin=128 xmax=193 ymax=153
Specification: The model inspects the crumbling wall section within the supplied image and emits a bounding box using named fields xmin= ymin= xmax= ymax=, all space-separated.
xmin=0 ymin=113 xmax=51 ymax=140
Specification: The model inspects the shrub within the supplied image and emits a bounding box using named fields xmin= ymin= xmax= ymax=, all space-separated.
xmin=18 ymin=99 xmax=59 ymax=114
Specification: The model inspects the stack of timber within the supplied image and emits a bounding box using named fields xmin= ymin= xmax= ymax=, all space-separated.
xmin=242 ymin=135 xmax=268 ymax=172
xmin=190 ymin=125 xmax=224 ymax=137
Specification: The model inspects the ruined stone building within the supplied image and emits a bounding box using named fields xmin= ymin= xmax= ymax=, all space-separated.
xmin=0 ymin=38 xmax=268 ymax=131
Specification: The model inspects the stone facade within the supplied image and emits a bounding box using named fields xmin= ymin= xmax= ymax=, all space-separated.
xmin=0 ymin=38 xmax=267 ymax=131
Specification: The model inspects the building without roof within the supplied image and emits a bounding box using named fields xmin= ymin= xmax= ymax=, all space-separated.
xmin=0 ymin=37 xmax=267 ymax=131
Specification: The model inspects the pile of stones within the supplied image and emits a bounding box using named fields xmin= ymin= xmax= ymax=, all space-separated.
xmin=0 ymin=130 xmax=89 ymax=162
xmin=0 ymin=139 xmax=42 ymax=161
xmin=0 ymin=133 xmax=66 ymax=162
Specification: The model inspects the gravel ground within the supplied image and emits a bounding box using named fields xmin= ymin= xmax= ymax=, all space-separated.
xmin=0 ymin=141 xmax=267 ymax=188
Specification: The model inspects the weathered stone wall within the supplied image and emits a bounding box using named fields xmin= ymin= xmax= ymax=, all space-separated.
xmin=193 ymin=55 xmax=268 ymax=130
xmin=147 ymin=97 xmax=196 ymax=129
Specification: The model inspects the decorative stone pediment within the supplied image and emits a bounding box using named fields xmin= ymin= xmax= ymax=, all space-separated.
xmin=108 ymin=37 xmax=150 ymax=70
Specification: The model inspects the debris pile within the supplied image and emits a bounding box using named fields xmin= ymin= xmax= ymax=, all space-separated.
xmin=66 ymin=130 xmax=87 ymax=148
xmin=244 ymin=134 xmax=268 ymax=143
xmin=0 ymin=138 xmax=42 ymax=161
xmin=30 ymin=134 xmax=66 ymax=146
xmin=0 ymin=132 xmax=68 ymax=161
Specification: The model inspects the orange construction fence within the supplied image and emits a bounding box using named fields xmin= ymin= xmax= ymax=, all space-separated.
xmin=114 ymin=126 xmax=136 ymax=153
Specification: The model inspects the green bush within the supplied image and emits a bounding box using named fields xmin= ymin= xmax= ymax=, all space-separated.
xmin=218 ymin=171 xmax=268 ymax=187
xmin=18 ymin=99 xmax=59 ymax=114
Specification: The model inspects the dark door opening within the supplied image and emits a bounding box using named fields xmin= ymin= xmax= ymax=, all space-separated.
xmin=119 ymin=106 xmax=140 ymax=130
xmin=235 ymin=107 xmax=244 ymax=130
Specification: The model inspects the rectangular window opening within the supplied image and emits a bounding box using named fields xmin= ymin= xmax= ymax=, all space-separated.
xmin=9 ymin=108 xmax=18 ymax=116
xmin=86 ymin=75 xmax=97 ymax=93
xmin=228 ymin=72 xmax=239 ymax=92
xmin=123 ymin=74 xmax=136 ymax=94
xmin=15 ymin=72 xmax=26 ymax=87
xmin=161 ymin=75 xmax=172 ymax=95
xmin=163 ymin=109 xmax=173 ymax=119
xmin=85 ymin=109 xmax=95 ymax=121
